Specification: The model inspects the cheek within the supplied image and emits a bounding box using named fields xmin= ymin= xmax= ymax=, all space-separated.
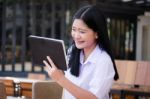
xmin=71 ymin=32 xmax=74 ymax=38
xmin=85 ymin=34 xmax=96 ymax=41
xmin=86 ymin=36 xmax=97 ymax=44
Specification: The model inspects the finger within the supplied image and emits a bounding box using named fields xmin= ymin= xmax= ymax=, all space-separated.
xmin=44 ymin=67 xmax=49 ymax=73
xmin=43 ymin=60 xmax=51 ymax=70
xmin=47 ymin=56 xmax=57 ymax=68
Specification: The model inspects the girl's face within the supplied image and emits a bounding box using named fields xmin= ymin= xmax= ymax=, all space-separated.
xmin=71 ymin=19 xmax=98 ymax=50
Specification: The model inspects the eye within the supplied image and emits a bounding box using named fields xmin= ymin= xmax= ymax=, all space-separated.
xmin=79 ymin=30 xmax=86 ymax=34
xmin=72 ymin=28 xmax=76 ymax=32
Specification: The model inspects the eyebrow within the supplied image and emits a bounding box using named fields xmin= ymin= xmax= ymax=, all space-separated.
xmin=72 ymin=26 xmax=88 ymax=31
xmin=79 ymin=28 xmax=88 ymax=32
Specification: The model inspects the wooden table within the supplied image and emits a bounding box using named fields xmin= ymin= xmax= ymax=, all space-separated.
xmin=110 ymin=84 xmax=150 ymax=99
xmin=0 ymin=77 xmax=41 ymax=99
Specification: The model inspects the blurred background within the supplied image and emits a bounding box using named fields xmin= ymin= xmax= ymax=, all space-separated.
xmin=0 ymin=0 xmax=150 ymax=77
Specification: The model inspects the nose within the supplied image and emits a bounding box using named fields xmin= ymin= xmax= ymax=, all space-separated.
xmin=72 ymin=31 xmax=80 ymax=39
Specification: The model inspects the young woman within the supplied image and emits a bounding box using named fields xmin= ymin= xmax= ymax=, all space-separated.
xmin=43 ymin=4 xmax=119 ymax=99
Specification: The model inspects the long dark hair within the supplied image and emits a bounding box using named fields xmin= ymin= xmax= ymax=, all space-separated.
xmin=68 ymin=4 xmax=119 ymax=80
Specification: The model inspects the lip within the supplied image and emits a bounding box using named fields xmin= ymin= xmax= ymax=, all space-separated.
xmin=75 ymin=41 xmax=84 ymax=44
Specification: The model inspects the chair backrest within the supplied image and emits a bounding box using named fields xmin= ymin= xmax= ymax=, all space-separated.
xmin=134 ymin=61 xmax=148 ymax=86
xmin=0 ymin=82 xmax=7 ymax=99
xmin=144 ymin=61 xmax=150 ymax=86
xmin=0 ymin=79 xmax=14 ymax=96
xmin=114 ymin=60 xmax=128 ymax=84
xmin=115 ymin=60 xmax=137 ymax=85
xmin=32 ymin=81 xmax=63 ymax=99
xmin=125 ymin=60 xmax=137 ymax=85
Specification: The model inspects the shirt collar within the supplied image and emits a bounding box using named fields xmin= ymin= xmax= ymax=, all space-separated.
xmin=80 ymin=45 xmax=102 ymax=65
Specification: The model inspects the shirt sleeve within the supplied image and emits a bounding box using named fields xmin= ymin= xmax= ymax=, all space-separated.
xmin=88 ymin=57 xmax=115 ymax=99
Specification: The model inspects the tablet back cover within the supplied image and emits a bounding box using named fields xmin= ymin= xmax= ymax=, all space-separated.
xmin=28 ymin=35 xmax=67 ymax=70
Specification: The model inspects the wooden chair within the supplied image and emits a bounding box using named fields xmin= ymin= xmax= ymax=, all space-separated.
xmin=32 ymin=81 xmax=63 ymax=99
xmin=111 ymin=60 xmax=150 ymax=99
xmin=0 ymin=82 xmax=7 ymax=99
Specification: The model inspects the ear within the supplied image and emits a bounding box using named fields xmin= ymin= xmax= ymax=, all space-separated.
xmin=95 ymin=32 xmax=98 ymax=39
xmin=95 ymin=35 xmax=98 ymax=39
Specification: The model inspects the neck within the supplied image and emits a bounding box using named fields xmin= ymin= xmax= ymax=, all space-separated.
xmin=83 ymin=44 xmax=97 ymax=62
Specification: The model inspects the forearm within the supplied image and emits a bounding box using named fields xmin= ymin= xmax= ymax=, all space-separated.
xmin=57 ymin=76 xmax=97 ymax=99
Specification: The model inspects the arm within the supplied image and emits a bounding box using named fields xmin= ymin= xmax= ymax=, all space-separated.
xmin=43 ymin=56 xmax=97 ymax=99
xmin=57 ymin=75 xmax=97 ymax=99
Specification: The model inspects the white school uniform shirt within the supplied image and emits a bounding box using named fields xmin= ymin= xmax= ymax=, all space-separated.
xmin=64 ymin=45 xmax=115 ymax=99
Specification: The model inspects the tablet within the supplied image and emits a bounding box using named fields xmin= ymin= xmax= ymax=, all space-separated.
xmin=28 ymin=35 xmax=67 ymax=70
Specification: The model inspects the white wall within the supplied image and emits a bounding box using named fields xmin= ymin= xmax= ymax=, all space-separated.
xmin=136 ymin=15 xmax=150 ymax=61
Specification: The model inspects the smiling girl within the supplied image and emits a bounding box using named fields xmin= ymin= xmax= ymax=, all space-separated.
xmin=43 ymin=4 xmax=119 ymax=99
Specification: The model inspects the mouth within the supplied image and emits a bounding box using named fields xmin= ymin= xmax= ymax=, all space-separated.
xmin=75 ymin=41 xmax=85 ymax=44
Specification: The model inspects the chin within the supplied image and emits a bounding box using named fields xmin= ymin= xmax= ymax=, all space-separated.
xmin=75 ymin=45 xmax=84 ymax=49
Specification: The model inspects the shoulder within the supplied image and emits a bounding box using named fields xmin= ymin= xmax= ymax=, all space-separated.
xmin=93 ymin=48 xmax=113 ymax=71
xmin=96 ymin=48 xmax=112 ymax=64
